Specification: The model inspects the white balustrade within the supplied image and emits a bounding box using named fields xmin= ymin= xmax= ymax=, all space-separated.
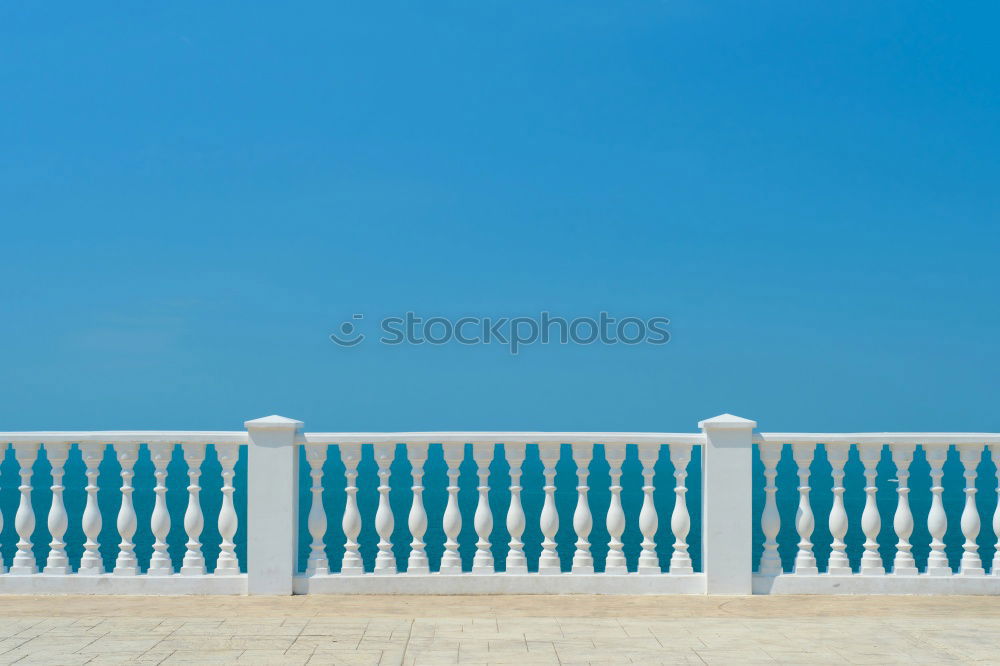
xmin=571 ymin=442 xmax=594 ymax=574
xmin=3 ymin=419 xmax=1000 ymax=597
xmin=472 ymin=442 xmax=495 ymax=574
xmin=79 ymin=442 xmax=105 ymax=575
xmin=44 ymin=442 xmax=71 ymax=575
xmin=113 ymin=442 xmax=140 ymax=576
xmin=758 ymin=442 xmax=782 ymax=576
xmin=538 ymin=442 xmax=561 ymax=574
xmin=504 ymin=442 xmax=528 ymax=574
xmin=11 ymin=443 xmax=39 ymax=575
xmin=148 ymin=443 xmax=174 ymax=576
xmin=993 ymin=444 xmax=1000 ymax=576
xmin=216 ymin=442 xmax=240 ymax=575
xmin=305 ymin=445 xmax=329 ymax=575
xmin=925 ymin=443 xmax=951 ymax=576
xmin=181 ymin=442 xmax=207 ymax=575
xmin=339 ymin=443 xmax=364 ymax=575
xmin=958 ymin=445 xmax=985 ymax=576
xmin=889 ymin=443 xmax=917 ymax=576
xmin=668 ymin=443 xmax=693 ymax=575
xmin=373 ymin=442 xmax=396 ymax=575
xmin=604 ymin=443 xmax=628 ymax=574
xmin=791 ymin=442 xmax=818 ymax=575
xmin=406 ymin=442 xmax=430 ymax=574
xmin=858 ymin=443 xmax=885 ymax=575
xmin=637 ymin=443 xmax=660 ymax=574
xmin=440 ymin=442 xmax=464 ymax=574
xmin=826 ymin=443 xmax=851 ymax=575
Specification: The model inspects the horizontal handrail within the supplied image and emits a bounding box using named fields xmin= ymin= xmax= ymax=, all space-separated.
xmin=0 ymin=431 xmax=248 ymax=445
xmin=755 ymin=432 xmax=1000 ymax=445
xmin=302 ymin=431 xmax=705 ymax=445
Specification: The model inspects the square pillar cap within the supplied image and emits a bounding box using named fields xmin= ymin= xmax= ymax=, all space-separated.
xmin=244 ymin=415 xmax=303 ymax=431
xmin=698 ymin=413 xmax=757 ymax=430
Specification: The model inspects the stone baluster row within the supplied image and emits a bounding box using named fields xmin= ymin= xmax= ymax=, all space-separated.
xmin=310 ymin=440 xmax=694 ymax=575
xmin=0 ymin=441 xmax=240 ymax=575
xmin=758 ymin=442 xmax=1000 ymax=576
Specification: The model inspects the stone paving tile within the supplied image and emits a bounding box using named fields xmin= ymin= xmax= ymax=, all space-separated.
xmin=2 ymin=595 xmax=1000 ymax=664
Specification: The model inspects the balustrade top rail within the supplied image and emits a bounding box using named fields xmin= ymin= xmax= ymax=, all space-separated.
xmin=754 ymin=432 xmax=1000 ymax=445
xmin=301 ymin=432 xmax=706 ymax=445
xmin=0 ymin=431 xmax=249 ymax=445
xmin=7 ymin=430 xmax=998 ymax=446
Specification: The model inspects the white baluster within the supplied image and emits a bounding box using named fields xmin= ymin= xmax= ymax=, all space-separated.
xmin=180 ymin=442 xmax=207 ymax=575
xmin=373 ymin=442 xmax=397 ymax=574
xmin=637 ymin=443 xmax=661 ymax=574
xmin=10 ymin=443 xmax=39 ymax=574
xmin=440 ymin=442 xmax=465 ymax=574
xmin=668 ymin=443 xmax=694 ymax=575
xmin=216 ymin=443 xmax=240 ymax=575
xmin=78 ymin=442 xmax=105 ymax=575
xmin=758 ymin=442 xmax=783 ymax=575
xmin=571 ymin=442 xmax=594 ymax=574
xmin=604 ymin=443 xmax=628 ymax=574
xmin=826 ymin=443 xmax=851 ymax=575
xmin=113 ymin=442 xmax=139 ymax=575
xmin=859 ymin=443 xmax=885 ymax=575
xmin=472 ymin=442 xmax=495 ymax=574
xmin=926 ymin=443 xmax=951 ymax=576
xmin=304 ymin=445 xmax=329 ymax=575
xmin=504 ymin=442 xmax=528 ymax=574
xmin=792 ymin=442 xmax=818 ymax=575
xmin=406 ymin=442 xmax=430 ymax=574
xmin=992 ymin=444 xmax=1000 ymax=576
xmin=339 ymin=443 xmax=364 ymax=574
xmin=959 ymin=445 xmax=985 ymax=576
xmin=0 ymin=443 xmax=5 ymax=574
xmin=538 ymin=442 xmax=562 ymax=574
xmin=890 ymin=443 xmax=917 ymax=576
xmin=43 ymin=442 xmax=71 ymax=574
xmin=147 ymin=443 xmax=174 ymax=576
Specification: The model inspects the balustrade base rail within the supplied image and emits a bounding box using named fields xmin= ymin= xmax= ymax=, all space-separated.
xmin=754 ymin=574 xmax=1000 ymax=595
xmin=293 ymin=573 xmax=705 ymax=595
xmin=0 ymin=574 xmax=247 ymax=595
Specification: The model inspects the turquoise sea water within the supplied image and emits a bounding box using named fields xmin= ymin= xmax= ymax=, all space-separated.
xmin=0 ymin=444 xmax=996 ymax=574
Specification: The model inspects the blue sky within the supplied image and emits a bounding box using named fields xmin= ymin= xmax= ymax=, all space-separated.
xmin=2 ymin=2 xmax=997 ymax=433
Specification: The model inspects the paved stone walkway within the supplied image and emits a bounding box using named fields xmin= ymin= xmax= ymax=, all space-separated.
xmin=0 ymin=595 xmax=997 ymax=664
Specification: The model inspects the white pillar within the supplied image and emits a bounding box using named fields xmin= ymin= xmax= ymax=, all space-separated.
xmin=246 ymin=415 xmax=302 ymax=595
xmin=373 ymin=442 xmax=397 ymax=575
xmin=504 ymin=442 xmax=528 ymax=574
xmin=113 ymin=442 xmax=140 ymax=576
xmin=757 ymin=442 xmax=783 ymax=576
xmin=304 ymin=445 xmax=329 ymax=576
xmin=571 ymin=442 xmax=594 ymax=574
xmin=11 ymin=443 xmax=39 ymax=575
xmin=406 ymin=442 xmax=430 ymax=574
xmin=700 ymin=414 xmax=756 ymax=595
xmin=792 ymin=442 xmax=818 ymax=575
xmin=958 ymin=445 xmax=985 ymax=576
xmin=43 ymin=442 xmax=71 ymax=575
xmin=215 ymin=442 xmax=241 ymax=575
xmin=472 ymin=442 xmax=495 ymax=574
xmin=440 ymin=442 xmax=465 ymax=574
xmin=147 ymin=443 xmax=175 ymax=576
xmin=604 ymin=443 xmax=628 ymax=574
xmin=827 ymin=443 xmax=852 ymax=575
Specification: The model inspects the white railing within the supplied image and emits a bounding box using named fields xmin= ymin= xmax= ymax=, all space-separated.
xmin=0 ymin=431 xmax=247 ymax=594
xmin=753 ymin=432 xmax=1000 ymax=594
xmin=0 ymin=414 xmax=998 ymax=595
